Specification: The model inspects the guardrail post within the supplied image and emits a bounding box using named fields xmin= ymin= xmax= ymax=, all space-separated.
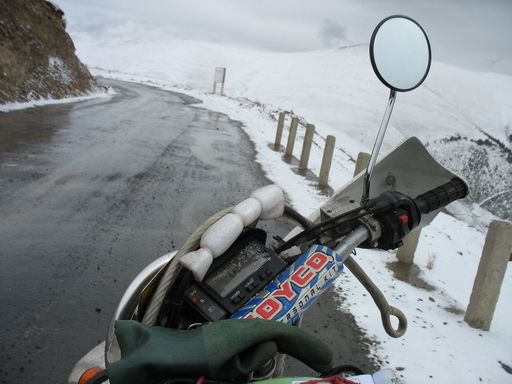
xmin=274 ymin=112 xmax=286 ymax=149
xmin=299 ymin=124 xmax=315 ymax=170
xmin=464 ymin=220 xmax=512 ymax=331
xmin=396 ymin=230 xmax=421 ymax=263
xmin=285 ymin=117 xmax=299 ymax=157
xmin=319 ymin=135 xmax=335 ymax=186
xmin=354 ymin=152 xmax=370 ymax=176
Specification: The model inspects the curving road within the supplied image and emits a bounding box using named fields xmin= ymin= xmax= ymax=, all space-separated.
xmin=0 ymin=79 xmax=378 ymax=383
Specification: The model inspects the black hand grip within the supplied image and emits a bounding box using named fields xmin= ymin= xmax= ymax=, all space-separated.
xmin=414 ymin=178 xmax=469 ymax=214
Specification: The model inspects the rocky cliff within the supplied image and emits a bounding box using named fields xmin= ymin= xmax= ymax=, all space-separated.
xmin=0 ymin=0 xmax=101 ymax=105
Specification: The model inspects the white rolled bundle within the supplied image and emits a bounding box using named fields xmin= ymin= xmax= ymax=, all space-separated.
xmin=251 ymin=184 xmax=285 ymax=220
xmin=232 ymin=197 xmax=261 ymax=226
xmin=179 ymin=185 xmax=285 ymax=281
xmin=200 ymin=213 xmax=244 ymax=257
xmin=179 ymin=248 xmax=213 ymax=281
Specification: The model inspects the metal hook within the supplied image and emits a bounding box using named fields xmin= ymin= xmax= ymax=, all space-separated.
xmin=343 ymin=255 xmax=408 ymax=338
xmin=381 ymin=305 xmax=408 ymax=338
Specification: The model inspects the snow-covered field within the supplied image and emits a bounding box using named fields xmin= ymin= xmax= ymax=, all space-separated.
xmin=3 ymin=19 xmax=512 ymax=383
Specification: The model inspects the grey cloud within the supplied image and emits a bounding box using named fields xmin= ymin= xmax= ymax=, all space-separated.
xmin=55 ymin=0 xmax=512 ymax=75
xmin=319 ymin=19 xmax=347 ymax=47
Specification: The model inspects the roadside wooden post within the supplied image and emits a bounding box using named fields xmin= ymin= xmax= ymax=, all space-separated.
xmin=464 ymin=220 xmax=512 ymax=331
xmin=354 ymin=152 xmax=370 ymax=176
xmin=319 ymin=135 xmax=335 ymax=186
xmin=285 ymin=117 xmax=299 ymax=157
xmin=274 ymin=112 xmax=286 ymax=149
xmin=299 ymin=124 xmax=315 ymax=170
xmin=396 ymin=230 xmax=421 ymax=263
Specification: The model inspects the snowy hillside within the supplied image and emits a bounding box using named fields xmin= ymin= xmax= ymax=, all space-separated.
xmin=2 ymin=24 xmax=511 ymax=383
xmin=71 ymin=29 xmax=512 ymax=223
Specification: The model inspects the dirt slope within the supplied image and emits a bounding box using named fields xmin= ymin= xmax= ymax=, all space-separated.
xmin=0 ymin=0 xmax=100 ymax=104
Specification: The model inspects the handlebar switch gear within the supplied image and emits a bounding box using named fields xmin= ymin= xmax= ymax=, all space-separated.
xmin=374 ymin=208 xmax=411 ymax=250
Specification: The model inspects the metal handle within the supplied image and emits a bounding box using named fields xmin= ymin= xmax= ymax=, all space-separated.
xmin=343 ymin=256 xmax=407 ymax=338
xmin=381 ymin=305 xmax=408 ymax=338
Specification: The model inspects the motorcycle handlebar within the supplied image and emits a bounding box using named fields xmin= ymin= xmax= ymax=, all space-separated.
xmin=413 ymin=178 xmax=468 ymax=215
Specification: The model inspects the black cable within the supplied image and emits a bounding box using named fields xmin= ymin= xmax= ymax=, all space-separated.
xmin=312 ymin=209 xmax=370 ymax=236
xmin=283 ymin=204 xmax=314 ymax=229
xmin=274 ymin=205 xmax=367 ymax=253
xmin=166 ymin=270 xmax=194 ymax=328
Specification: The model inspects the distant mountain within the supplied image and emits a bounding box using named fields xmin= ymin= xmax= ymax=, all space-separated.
xmin=427 ymin=133 xmax=512 ymax=221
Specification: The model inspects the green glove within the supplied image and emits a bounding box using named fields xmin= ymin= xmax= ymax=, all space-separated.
xmin=107 ymin=319 xmax=333 ymax=384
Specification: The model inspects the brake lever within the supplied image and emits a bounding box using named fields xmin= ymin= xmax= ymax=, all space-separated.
xmin=343 ymin=256 xmax=407 ymax=338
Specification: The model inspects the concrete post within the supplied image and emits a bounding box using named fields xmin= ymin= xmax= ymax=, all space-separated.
xmin=464 ymin=220 xmax=512 ymax=331
xmin=354 ymin=152 xmax=370 ymax=176
xmin=274 ymin=112 xmax=286 ymax=149
xmin=319 ymin=135 xmax=335 ymax=186
xmin=285 ymin=117 xmax=299 ymax=157
xmin=299 ymin=124 xmax=315 ymax=170
xmin=396 ymin=229 xmax=421 ymax=263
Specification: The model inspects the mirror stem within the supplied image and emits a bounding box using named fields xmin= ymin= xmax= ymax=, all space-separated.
xmin=362 ymin=89 xmax=397 ymax=203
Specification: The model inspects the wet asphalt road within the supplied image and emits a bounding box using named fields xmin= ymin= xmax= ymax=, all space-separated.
xmin=0 ymin=79 xmax=378 ymax=383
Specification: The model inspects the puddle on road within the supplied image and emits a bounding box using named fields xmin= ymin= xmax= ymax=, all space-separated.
xmin=444 ymin=304 xmax=465 ymax=316
xmin=268 ymin=143 xmax=334 ymax=196
xmin=387 ymin=260 xmax=466 ymax=316
xmin=189 ymin=126 xmax=240 ymax=172
xmin=387 ymin=260 xmax=436 ymax=291
xmin=0 ymin=103 xmax=75 ymax=154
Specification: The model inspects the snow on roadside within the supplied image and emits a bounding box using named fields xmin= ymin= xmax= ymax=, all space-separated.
xmin=4 ymin=31 xmax=512 ymax=382
xmin=0 ymin=87 xmax=115 ymax=112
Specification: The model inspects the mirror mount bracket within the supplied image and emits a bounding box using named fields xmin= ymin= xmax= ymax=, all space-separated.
xmin=362 ymin=89 xmax=397 ymax=203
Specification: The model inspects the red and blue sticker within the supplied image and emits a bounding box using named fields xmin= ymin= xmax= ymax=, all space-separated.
xmin=230 ymin=244 xmax=344 ymax=324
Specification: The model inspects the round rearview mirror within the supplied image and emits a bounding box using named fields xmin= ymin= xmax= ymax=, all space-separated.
xmin=370 ymin=15 xmax=431 ymax=92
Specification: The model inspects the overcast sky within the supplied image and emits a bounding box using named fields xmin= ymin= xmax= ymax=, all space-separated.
xmin=56 ymin=0 xmax=512 ymax=76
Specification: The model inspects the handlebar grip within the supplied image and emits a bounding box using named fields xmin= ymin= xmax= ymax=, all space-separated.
xmin=414 ymin=178 xmax=468 ymax=214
